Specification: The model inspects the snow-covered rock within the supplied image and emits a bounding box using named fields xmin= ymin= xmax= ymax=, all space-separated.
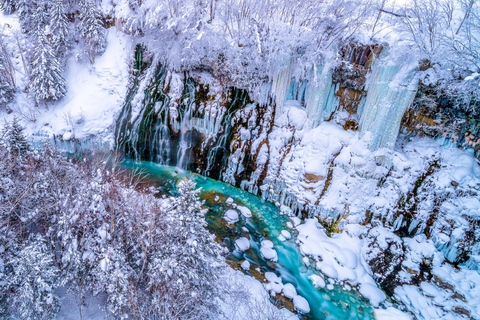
xmin=260 ymin=240 xmax=278 ymax=262
xmin=235 ymin=237 xmax=250 ymax=252
xmin=224 ymin=209 xmax=239 ymax=224
xmin=292 ymin=295 xmax=310 ymax=313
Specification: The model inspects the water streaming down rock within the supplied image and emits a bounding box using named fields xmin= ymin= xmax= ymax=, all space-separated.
xmin=115 ymin=47 xmax=252 ymax=175
xmin=359 ymin=50 xmax=419 ymax=150
xmin=114 ymin=45 xmax=422 ymax=221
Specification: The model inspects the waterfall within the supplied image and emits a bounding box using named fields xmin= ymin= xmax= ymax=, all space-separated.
xmin=359 ymin=50 xmax=419 ymax=150
xmin=205 ymin=89 xmax=251 ymax=179
xmin=305 ymin=64 xmax=337 ymax=128
xmin=270 ymin=61 xmax=337 ymax=129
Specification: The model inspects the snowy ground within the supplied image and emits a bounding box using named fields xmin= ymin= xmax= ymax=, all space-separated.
xmin=253 ymin=106 xmax=480 ymax=319
xmin=33 ymin=28 xmax=132 ymax=143
xmin=55 ymin=268 xmax=298 ymax=320
xmin=0 ymin=12 xmax=132 ymax=145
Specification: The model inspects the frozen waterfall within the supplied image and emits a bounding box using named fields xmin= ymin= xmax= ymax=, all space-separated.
xmin=359 ymin=50 xmax=419 ymax=150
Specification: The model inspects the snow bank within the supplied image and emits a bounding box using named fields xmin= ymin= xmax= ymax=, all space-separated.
xmin=296 ymin=219 xmax=386 ymax=306
xmin=34 ymin=28 xmax=132 ymax=142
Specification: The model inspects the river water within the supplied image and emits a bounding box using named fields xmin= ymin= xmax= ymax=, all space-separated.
xmin=123 ymin=160 xmax=374 ymax=320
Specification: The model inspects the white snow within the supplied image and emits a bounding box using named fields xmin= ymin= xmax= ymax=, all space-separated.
xmin=309 ymin=274 xmax=326 ymax=288
xmin=241 ymin=260 xmax=250 ymax=270
xmin=296 ymin=219 xmax=386 ymax=306
xmin=234 ymin=237 xmax=250 ymax=252
xmin=264 ymin=272 xmax=283 ymax=294
xmin=34 ymin=28 xmax=132 ymax=142
xmin=260 ymin=240 xmax=278 ymax=262
xmin=237 ymin=205 xmax=252 ymax=218
xmin=224 ymin=209 xmax=239 ymax=224
xmin=281 ymin=230 xmax=292 ymax=239
xmin=374 ymin=307 xmax=412 ymax=320
xmin=292 ymin=295 xmax=310 ymax=313
xmin=282 ymin=283 xmax=297 ymax=299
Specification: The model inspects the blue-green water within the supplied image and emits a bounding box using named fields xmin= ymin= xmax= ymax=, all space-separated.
xmin=123 ymin=160 xmax=374 ymax=320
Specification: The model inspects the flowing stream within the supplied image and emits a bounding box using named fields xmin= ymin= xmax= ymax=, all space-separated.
xmin=123 ymin=160 xmax=374 ymax=320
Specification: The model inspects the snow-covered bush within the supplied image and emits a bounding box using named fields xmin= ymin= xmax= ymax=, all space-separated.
xmin=8 ymin=235 xmax=61 ymax=320
xmin=0 ymin=138 xmax=228 ymax=319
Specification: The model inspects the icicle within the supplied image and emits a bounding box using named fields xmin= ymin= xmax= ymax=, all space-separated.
xmin=359 ymin=49 xmax=419 ymax=150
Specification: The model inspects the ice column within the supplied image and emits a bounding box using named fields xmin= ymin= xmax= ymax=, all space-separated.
xmin=359 ymin=50 xmax=419 ymax=150
xmin=305 ymin=64 xmax=336 ymax=128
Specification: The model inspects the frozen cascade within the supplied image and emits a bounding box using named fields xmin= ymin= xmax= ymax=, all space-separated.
xmin=271 ymin=61 xmax=337 ymax=129
xmin=305 ymin=64 xmax=337 ymax=127
xmin=176 ymin=78 xmax=196 ymax=169
xmin=115 ymin=52 xmax=238 ymax=172
xmin=271 ymin=59 xmax=295 ymax=121
xmin=359 ymin=50 xmax=419 ymax=150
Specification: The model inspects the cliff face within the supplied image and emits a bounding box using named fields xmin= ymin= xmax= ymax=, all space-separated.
xmin=115 ymin=44 xmax=480 ymax=319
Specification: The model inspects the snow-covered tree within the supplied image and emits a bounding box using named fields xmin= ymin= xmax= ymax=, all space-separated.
xmin=0 ymin=36 xmax=15 ymax=107
xmin=146 ymin=179 xmax=226 ymax=319
xmin=29 ymin=33 xmax=67 ymax=101
xmin=16 ymin=0 xmax=36 ymax=32
xmin=50 ymin=0 xmax=69 ymax=59
xmin=0 ymin=0 xmax=16 ymax=14
xmin=32 ymin=0 xmax=51 ymax=37
xmin=8 ymin=235 xmax=61 ymax=320
xmin=80 ymin=0 xmax=106 ymax=63
xmin=4 ymin=117 xmax=29 ymax=155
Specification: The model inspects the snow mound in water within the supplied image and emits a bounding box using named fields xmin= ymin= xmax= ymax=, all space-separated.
xmin=309 ymin=274 xmax=325 ymax=288
xmin=293 ymin=295 xmax=310 ymax=313
xmin=281 ymin=230 xmax=292 ymax=239
xmin=240 ymin=260 xmax=250 ymax=270
xmin=260 ymin=240 xmax=278 ymax=262
xmin=235 ymin=237 xmax=250 ymax=252
xmin=265 ymin=272 xmax=283 ymax=294
xmin=224 ymin=209 xmax=239 ymax=224
xmin=282 ymin=283 xmax=297 ymax=299
xmin=237 ymin=205 xmax=252 ymax=217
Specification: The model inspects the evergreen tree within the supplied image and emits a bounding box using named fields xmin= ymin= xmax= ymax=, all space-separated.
xmin=32 ymin=0 xmax=51 ymax=38
xmin=0 ymin=0 xmax=16 ymax=14
xmin=29 ymin=33 xmax=67 ymax=101
xmin=80 ymin=0 xmax=106 ymax=63
xmin=5 ymin=117 xmax=30 ymax=156
xmin=0 ymin=38 xmax=15 ymax=107
xmin=146 ymin=180 xmax=225 ymax=318
xmin=8 ymin=235 xmax=61 ymax=320
xmin=16 ymin=0 xmax=35 ymax=32
xmin=50 ymin=0 xmax=69 ymax=59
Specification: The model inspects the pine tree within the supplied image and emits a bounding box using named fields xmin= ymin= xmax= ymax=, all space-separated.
xmin=32 ymin=0 xmax=51 ymax=38
xmin=5 ymin=117 xmax=30 ymax=156
xmin=49 ymin=0 xmax=69 ymax=59
xmin=8 ymin=235 xmax=61 ymax=320
xmin=29 ymin=32 xmax=67 ymax=101
xmin=0 ymin=0 xmax=16 ymax=14
xmin=16 ymin=0 xmax=35 ymax=32
xmin=80 ymin=0 xmax=106 ymax=63
xmin=0 ymin=36 xmax=15 ymax=107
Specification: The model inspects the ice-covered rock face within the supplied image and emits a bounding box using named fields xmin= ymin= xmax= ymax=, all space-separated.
xmin=115 ymin=43 xmax=480 ymax=320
